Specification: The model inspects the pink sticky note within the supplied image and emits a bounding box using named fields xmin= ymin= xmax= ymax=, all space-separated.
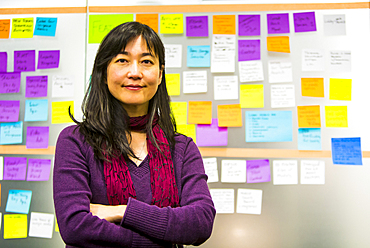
xmin=238 ymin=40 xmax=260 ymax=61
xmin=247 ymin=159 xmax=271 ymax=183
xmin=0 ymin=100 xmax=20 ymax=122
xmin=186 ymin=16 xmax=208 ymax=37
xmin=238 ymin=15 xmax=260 ymax=36
xmin=37 ymin=50 xmax=60 ymax=69
xmin=3 ymin=157 xmax=27 ymax=180
xmin=26 ymin=126 xmax=49 ymax=148
xmin=14 ymin=50 xmax=35 ymax=72
xmin=294 ymin=12 xmax=317 ymax=32
xmin=25 ymin=75 xmax=48 ymax=97
xmin=196 ymin=119 xmax=228 ymax=146
xmin=0 ymin=72 xmax=21 ymax=94
xmin=27 ymin=158 xmax=51 ymax=181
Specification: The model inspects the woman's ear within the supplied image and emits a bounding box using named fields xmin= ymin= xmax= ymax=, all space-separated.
xmin=158 ymin=65 xmax=164 ymax=85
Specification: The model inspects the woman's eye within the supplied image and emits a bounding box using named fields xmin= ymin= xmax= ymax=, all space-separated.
xmin=116 ymin=58 xmax=127 ymax=63
xmin=142 ymin=60 xmax=153 ymax=65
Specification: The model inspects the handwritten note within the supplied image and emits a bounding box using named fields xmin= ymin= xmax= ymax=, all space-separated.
xmin=24 ymin=99 xmax=48 ymax=122
xmin=330 ymin=51 xmax=351 ymax=72
xmin=0 ymin=100 xmax=20 ymax=122
xmin=136 ymin=14 xmax=158 ymax=33
xmin=188 ymin=101 xmax=212 ymax=124
xmin=239 ymin=61 xmax=264 ymax=83
xmin=51 ymin=101 xmax=74 ymax=124
xmin=210 ymin=189 xmax=234 ymax=214
xmin=245 ymin=111 xmax=293 ymax=142
xmin=196 ymin=119 xmax=228 ymax=147
xmin=0 ymin=121 xmax=23 ymax=145
xmin=213 ymin=15 xmax=235 ymax=35
xmin=302 ymin=49 xmax=324 ymax=71
xmin=187 ymin=45 xmax=210 ymax=67
xmin=268 ymin=61 xmax=293 ymax=83
xmin=331 ymin=137 xmax=362 ymax=165
xmin=0 ymin=19 xmax=10 ymax=39
xmin=38 ymin=50 xmax=60 ymax=69
xmin=240 ymin=84 xmax=264 ymax=108
xmin=25 ymin=76 xmax=48 ymax=98
xmin=329 ymin=78 xmax=352 ymax=101
xmin=238 ymin=15 xmax=260 ymax=36
xmin=0 ymin=72 xmax=21 ymax=94
xmin=297 ymin=105 xmax=321 ymax=128
xmin=160 ymin=14 xmax=183 ymax=34
xmin=29 ymin=212 xmax=54 ymax=238
xmin=301 ymin=78 xmax=324 ymax=97
xmin=11 ymin=18 xmax=34 ymax=38
xmin=237 ymin=189 xmax=263 ymax=215
xmin=26 ymin=126 xmax=49 ymax=149
xmin=270 ymin=84 xmax=295 ymax=108
xmin=325 ymin=106 xmax=348 ymax=128
xmin=0 ymin=156 xmax=3 ymax=180
xmin=300 ymin=160 xmax=325 ymax=185
xmin=211 ymin=35 xmax=236 ymax=73
xmin=213 ymin=76 xmax=238 ymax=100
xmin=14 ymin=50 xmax=35 ymax=72
xmin=164 ymin=44 xmax=182 ymax=68
xmin=165 ymin=73 xmax=180 ymax=96
xmin=217 ymin=104 xmax=242 ymax=127
xmin=238 ymin=40 xmax=260 ymax=61
xmin=267 ymin=13 xmax=290 ymax=34
xmin=247 ymin=159 xmax=270 ymax=183
xmin=0 ymin=52 xmax=7 ymax=71
xmin=324 ymin=14 xmax=346 ymax=36
xmin=3 ymin=157 xmax=27 ymax=180
xmin=52 ymin=75 xmax=74 ymax=98
xmin=170 ymin=102 xmax=187 ymax=125
xmin=176 ymin=124 xmax=196 ymax=143
xmin=27 ymin=159 xmax=51 ymax=181
xmin=202 ymin=157 xmax=219 ymax=183
xmin=3 ymin=214 xmax=28 ymax=239
xmin=6 ymin=190 xmax=32 ymax=214
xmin=273 ymin=160 xmax=298 ymax=185
xmin=34 ymin=17 xmax=58 ymax=36
xmin=183 ymin=71 xmax=207 ymax=93
xmin=294 ymin=12 xmax=316 ymax=32
xmin=298 ymin=128 xmax=322 ymax=151
xmin=221 ymin=160 xmax=246 ymax=183
xmin=186 ymin=16 xmax=208 ymax=37
xmin=267 ymin=36 xmax=290 ymax=53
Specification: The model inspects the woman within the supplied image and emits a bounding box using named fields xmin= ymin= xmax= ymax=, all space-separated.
xmin=53 ymin=22 xmax=216 ymax=247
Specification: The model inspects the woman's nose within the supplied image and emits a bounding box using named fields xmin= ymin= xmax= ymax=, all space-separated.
xmin=127 ymin=61 xmax=142 ymax=78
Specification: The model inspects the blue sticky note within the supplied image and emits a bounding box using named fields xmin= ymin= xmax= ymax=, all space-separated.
xmin=331 ymin=137 xmax=362 ymax=165
xmin=245 ymin=111 xmax=292 ymax=142
xmin=34 ymin=17 xmax=58 ymax=36
xmin=24 ymin=99 xmax=48 ymax=122
xmin=187 ymin=45 xmax=210 ymax=67
xmin=5 ymin=190 xmax=32 ymax=214
xmin=0 ymin=121 xmax=23 ymax=145
xmin=298 ymin=128 xmax=321 ymax=150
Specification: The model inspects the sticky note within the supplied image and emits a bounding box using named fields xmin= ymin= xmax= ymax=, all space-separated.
xmin=25 ymin=99 xmax=48 ymax=122
xmin=329 ymin=78 xmax=352 ymax=101
xmin=164 ymin=44 xmax=182 ymax=68
xmin=331 ymin=137 xmax=362 ymax=165
xmin=268 ymin=61 xmax=293 ymax=83
xmin=202 ymin=157 xmax=218 ymax=183
xmin=51 ymin=101 xmax=74 ymax=124
xmin=34 ymin=17 xmax=57 ymax=36
xmin=26 ymin=126 xmax=49 ymax=149
xmin=197 ymin=119 xmax=228 ymax=147
xmin=0 ymin=72 xmax=21 ymax=94
xmin=52 ymin=75 xmax=74 ymax=98
xmin=301 ymin=78 xmax=324 ymax=97
xmin=0 ymin=121 xmax=23 ymax=145
xmin=324 ymin=14 xmax=346 ymax=36
xmin=136 ymin=14 xmax=158 ymax=33
xmin=177 ymin=124 xmax=196 ymax=143
xmin=221 ymin=159 xmax=246 ymax=183
xmin=0 ymin=52 xmax=7 ymax=71
xmin=238 ymin=40 xmax=260 ymax=61
xmin=55 ymin=217 xmax=59 ymax=232
xmin=14 ymin=50 xmax=35 ymax=72
xmin=3 ymin=157 xmax=27 ymax=180
xmin=325 ymin=106 xmax=348 ymax=128
xmin=0 ymin=19 xmax=10 ymax=39
xmin=247 ymin=159 xmax=270 ymax=183
xmin=330 ymin=51 xmax=351 ymax=72
xmin=187 ymin=45 xmax=210 ymax=67
xmin=238 ymin=15 xmax=260 ymax=36
xmin=183 ymin=71 xmax=207 ymax=93
xmin=29 ymin=212 xmax=54 ymax=238
xmin=170 ymin=102 xmax=187 ymax=125
xmin=297 ymin=105 xmax=321 ymax=128
xmin=302 ymin=49 xmax=324 ymax=72
xmin=213 ymin=15 xmax=235 ymax=35
xmin=38 ymin=50 xmax=60 ymax=69
xmin=188 ymin=101 xmax=212 ymax=124
xmin=160 ymin=14 xmax=183 ymax=34
xmin=0 ymin=100 xmax=20 ymax=122
xmin=217 ymin=104 xmax=242 ymax=127
xmin=0 ymin=157 xmax=3 ymax=180
xmin=88 ymin=14 xmax=134 ymax=44
xmin=267 ymin=36 xmax=290 ymax=53
xmin=294 ymin=12 xmax=316 ymax=32
xmin=27 ymin=159 xmax=51 ymax=181
xmin=270 ymin=84 xmax=295 ymax=108
xmin=11 ymin=18 xmax=34 ymax=38
xmin=298 ymin=128 xmax=322 ymax=150
xmin=300 ymin=160 xmax=325 ymax=185
xmin=186 ymin=16 xmax=208 ymax=37
xmin=240 ymin=84 xmax=264 ymax=108
xmin=210 ymin=189 xmax=234 ymax=214
xmin=239 ymin=60 xmax=264 ymax=83
xmin=236 ymin=189 xmax=263 ymax=215
xmin=4 ymin=214 xmax=28 ymax=239
xmin=245 ymin=111 xmax=293 ymax=142
xmin=25 ymin=76 xmax=48 ymax=98
xmin=273 ymin=160 xmax=298 ymax=185
xmin=214 ymin=76 xmax=238 ymax=100
xmin=6 ymin=190 xmax=32 ymax=214
xmin=211 ymin=35 xmax=236 ymax=73
xmin=165 ymin=73 xmax=180 ymax=96
xmin=267 ymin=13 xmax=290 ymax=34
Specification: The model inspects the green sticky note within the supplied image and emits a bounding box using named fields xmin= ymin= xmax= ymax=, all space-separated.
xmin=88 ymin=14 xmax=134 ymax=44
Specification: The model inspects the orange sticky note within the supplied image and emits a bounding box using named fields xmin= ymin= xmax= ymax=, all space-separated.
xmin=0 ymin=19 xmax=10 ymax=39
xmin=136 ymin=14 xmax=158 ymax=33
xmin=188 ymin=101 xmax=212 ymax=124
xmin=213 ymin=15 xmax=235 ymax=35
xmin=301 ymin=78 xmax=324 ymax=97
xmin=325 ymin=106 xmax=348 ymax=128
xmin=329 ymin=78 xmax=352 ymax=101
xmin=217 ymin=104 xmax=242 ymax=127
xmin=297 ymin=105 xmax=321 ymax=128
xmin=267 ymin=36 xmax=290 ymax=53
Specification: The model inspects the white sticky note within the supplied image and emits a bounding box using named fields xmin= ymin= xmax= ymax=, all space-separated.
xmin=324 ymin=14 xmax=346 ymax=36
xmin=0 ymin=156 xmax=3 ymax=180
xmin=164 ymin=44 xmax=182 ymax=68
xmin=271 ymin=84 xmax=295 ymax=108
xmin=302 ymin=49 xmax=325 ymax=72
xmin=211 ymin=35 xmax=236 ymax=73
xmin=273 ymin=160 xmax=298 ymax=185
xmin=183 ymin=71 xmax=207 ymax=93
xmin=29 ymin=212 xmax=54 ymax=239
xmin=268 ymin=61 xmax=293 ymax=83
xmin=221 ymin=160 xmax=246 ymax=183
xmin=300 ymin=160 xmax=325 ymax=185
xmin=52 ymin=75 xmax=74 ymax=98
xmin=212 ymin=35 xmax=236 ymax=53
xmin=203 ymin=157 xmax=218 ymax=183
xmin=239 ymin=60 xmax=264 ymax=83
xmin=236 ymin=189 xmax=263 ymax=215
xmin=329 ymin=50 xmax=351 ymax=72
xmin=214 ymin=76 xmax=238 ymax=100
xmin=0 ymin=212 xmax=1 ymax=229
xmin=210 ymin=188 xmax=234 ymax=214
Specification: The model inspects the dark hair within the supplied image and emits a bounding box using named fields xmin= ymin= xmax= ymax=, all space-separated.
xmin=71 ymin=22 xmax=177 ymax=161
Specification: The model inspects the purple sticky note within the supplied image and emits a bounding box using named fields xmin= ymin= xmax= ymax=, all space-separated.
xmin=186 ymin=16 xmax=208 ymax=37
xmin=247 ymin=159 xmax=271 ymax=183
xmin=0 ymin=100 xmax=20 ymax=122
xmin=37 ymin=50 xmax=60 ymax=69
xmin=294 ymin=12 xmax=317 ymax=32
xmin=238 ymin=40 xmax=260 ymax=61
xmin=0 ymin=72 xmax=21 ymax=94
xmin=26 ymin=126 xmax=49 ymax=149
xmin=25 ymin=75 xmax=48 ymax=97
xmin=14 ymin=50 xmax=36 ymax=72
xmin=27 ymin=158 xmax=51 ymax=181
xmin=196 ymin=119 xmax=228 ymax=147
xmin=267 ymin=13 xmax=290 ymax=34
xmin=0 ymin=52 xmax=7 ymax=72
xmin=3 ymin=157 xmax=27 ymax=180
xmin=239 ymin=15 xmax=260 ymax=36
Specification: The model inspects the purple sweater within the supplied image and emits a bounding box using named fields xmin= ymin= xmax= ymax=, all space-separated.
xmin=53 ymin=125 xmax=215 ymax=248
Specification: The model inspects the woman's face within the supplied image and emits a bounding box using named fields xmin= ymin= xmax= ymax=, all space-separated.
xmin=106 ymin=35 xmax=163 ymax=117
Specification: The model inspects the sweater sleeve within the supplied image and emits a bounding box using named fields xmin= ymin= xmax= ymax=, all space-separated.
xmin=122 ymin=136 xmax=216 ymax=245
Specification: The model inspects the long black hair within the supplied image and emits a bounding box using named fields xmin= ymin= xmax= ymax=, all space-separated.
xmin=70 ymin=22 xmax=177 ymax=161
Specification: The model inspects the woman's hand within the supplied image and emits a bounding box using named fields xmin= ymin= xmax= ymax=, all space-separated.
xmin=90 ymin=203 xmax=127 ymax=223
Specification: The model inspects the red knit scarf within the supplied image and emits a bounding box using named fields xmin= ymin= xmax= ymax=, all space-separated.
xmin=103 ymin=115 xmax=179 ymax=208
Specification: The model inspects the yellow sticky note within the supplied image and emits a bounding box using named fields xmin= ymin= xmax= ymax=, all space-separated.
xmin=160 ymin=14 xmax=183 ymax=34
xmin=52 ymin=101 xmax=74 ymax=124
xmin=55 ymin=216 xmax=59 ymax=232
xmin=217 ymin=104 xmax=242 ymax=127
xmin=4 ymin=214 xmax=28 ymax=239
xmin=213 ymin=15 xmax=236 ymax=35
xmin=171 ymin=102 xmax=187 ymax=125
xmin=329 ymin=78 xmax=352 ymax=101
xmin=297 ymin=105 xmax=321 ymax=128
xmin=0 ymin=19 xmax=11 ymax=39
xmin=240 ymin=84 xmax=264 ymax=108
xmin=188 ymin=101 xmax=212 ymax=124
xmin=136 ymin=14 xmax=159 ymax=33
xmin=177 ymin=124 xmax=196 ymax=143
xmin=166 ymin=73 xmax=180 ymax=96
xmin=89 ymin=14 xmax=134 ymax=44
xmin=301 ymin=78 xmax=324 ymax=97
xmin=267 ymin=36 xmax=290 ymax=53
xmin=325 ymin=106 xmax=348 ymax=128
xmin=11 ymin=18 xmax=34 ymax=38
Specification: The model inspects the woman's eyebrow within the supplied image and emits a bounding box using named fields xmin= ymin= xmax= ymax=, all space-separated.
xmin=117 ymin=51 xmax=154 ymax=57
